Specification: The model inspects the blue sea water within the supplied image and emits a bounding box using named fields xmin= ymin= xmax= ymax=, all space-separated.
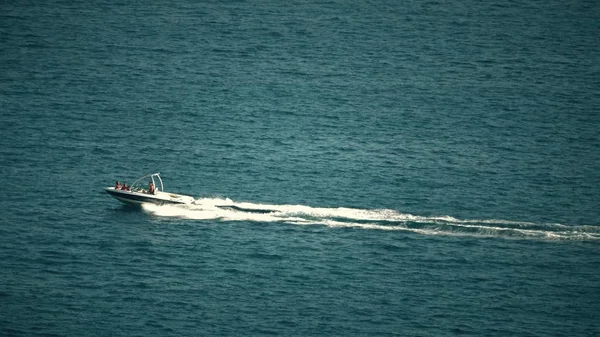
xmin=1 ymin=0 xmax=600 ymax=336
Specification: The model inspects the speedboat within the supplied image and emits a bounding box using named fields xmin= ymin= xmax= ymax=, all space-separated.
xmin=105 ymin=173 xmax=195 ymax=206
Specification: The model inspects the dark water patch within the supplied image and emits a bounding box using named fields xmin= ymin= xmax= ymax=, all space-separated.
xmin=223 ymin=267 xmax=243 ymax=275
xmin=246 ymin=252 xmax=285 ymax=261
xmin=216 ymin=205 xmax=274 ymax=214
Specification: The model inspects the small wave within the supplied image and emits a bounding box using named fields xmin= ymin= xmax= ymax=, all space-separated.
xmin=139 ymin=198 xmax=600 ymax=241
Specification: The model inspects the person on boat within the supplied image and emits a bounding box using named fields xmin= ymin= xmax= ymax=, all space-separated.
xmin=149 ymin=181 xmax=155 ymax=194
xmin=123 ymin=183 xmax=129 ymax=191
xmin=115 ymin=181 xmax=122 ymax=189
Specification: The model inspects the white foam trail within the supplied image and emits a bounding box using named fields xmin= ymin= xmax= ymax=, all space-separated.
xmin=140 ymin=198 xmax=600 ymax=241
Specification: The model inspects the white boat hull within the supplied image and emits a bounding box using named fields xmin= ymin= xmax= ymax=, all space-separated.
xmin=105 ymin=187 xmax=194 ymax=206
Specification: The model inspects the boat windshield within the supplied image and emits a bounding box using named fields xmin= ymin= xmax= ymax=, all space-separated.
xmin=130 ymin=173 xmax=164 ymax=193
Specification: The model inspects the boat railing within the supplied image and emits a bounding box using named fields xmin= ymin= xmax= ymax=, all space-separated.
xmin=130 ymin=173 xmax=164 ymax=193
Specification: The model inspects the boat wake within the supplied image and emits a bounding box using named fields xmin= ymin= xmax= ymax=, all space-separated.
xmin=140 ymin=198 xmax=600 ymax=241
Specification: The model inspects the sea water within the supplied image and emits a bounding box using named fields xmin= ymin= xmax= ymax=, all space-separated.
xmin=1 ymin=0 xmax=599 ymax=336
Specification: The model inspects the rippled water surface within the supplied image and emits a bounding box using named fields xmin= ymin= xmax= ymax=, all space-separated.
xmin=1 ymin=0 xmax=599 ymax=336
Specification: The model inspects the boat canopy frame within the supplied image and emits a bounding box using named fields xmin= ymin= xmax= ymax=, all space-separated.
xmin=130 ymin=173 xmax=164 ymax=193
